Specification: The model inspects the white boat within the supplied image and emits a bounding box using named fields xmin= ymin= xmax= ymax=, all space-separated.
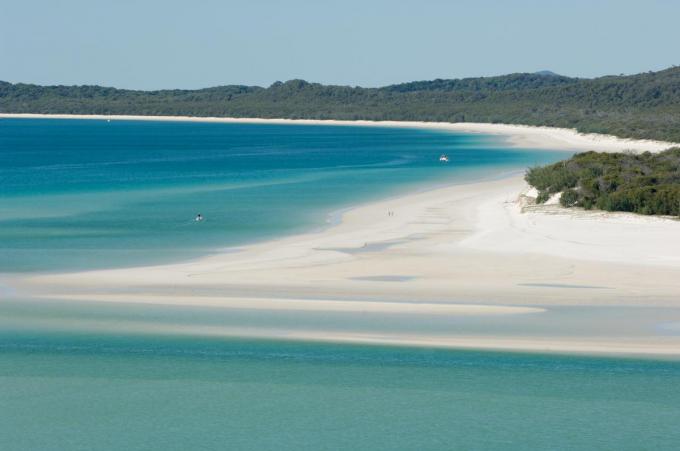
xmin=439 ymin=154 xmax=449 ymax=163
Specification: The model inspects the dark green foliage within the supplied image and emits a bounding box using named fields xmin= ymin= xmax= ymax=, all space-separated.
xmin=536 ymin=190 xmax=552 ymax=204
xmin=526 ymin=148 xmax=680 ymax=216
xmin=560 ymin=188 xmax=579 ymax=207
xmin=2 ymin=66 xmax=680 ymax=141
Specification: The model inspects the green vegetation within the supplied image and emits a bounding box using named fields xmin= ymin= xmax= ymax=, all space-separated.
xmin=2 ymin=66 xmax=680 ymax=142
xmin=526 ymin=148 xmax=680 ymax=216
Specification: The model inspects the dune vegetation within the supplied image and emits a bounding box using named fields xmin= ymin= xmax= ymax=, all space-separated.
xmin=526 ymin=148 xmax=680 ymax=216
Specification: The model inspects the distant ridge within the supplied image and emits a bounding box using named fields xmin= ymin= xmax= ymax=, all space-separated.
xmin=534 ymin=70 xmax=561 ymax=76
xmin=2 ymin=66 xmax=680 ymax=141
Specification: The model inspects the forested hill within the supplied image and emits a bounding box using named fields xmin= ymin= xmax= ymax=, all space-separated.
xmin=2 ymin=66 xmax=679 ymax=142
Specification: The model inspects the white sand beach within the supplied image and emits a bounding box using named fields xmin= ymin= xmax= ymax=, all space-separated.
xmin=6 ymin=114 xmax=680 ymax=356
xmin=1 ymin=113 xmax=675 ymax=152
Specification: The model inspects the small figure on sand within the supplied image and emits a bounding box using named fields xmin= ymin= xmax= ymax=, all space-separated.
xmin=195 ymin=213 xmax=204 ymax=222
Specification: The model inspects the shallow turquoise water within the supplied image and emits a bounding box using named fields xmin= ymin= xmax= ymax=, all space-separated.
xmin=1 ymin=328 xmax=679 ymax=451
xmin=0 ymin=118 xmax=567 ymax=272
xmin=1 ymin=299 xmax=679 ymax=450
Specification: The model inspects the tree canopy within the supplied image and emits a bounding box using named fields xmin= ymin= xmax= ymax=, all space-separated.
xmin=2 ymin=66 xmax=680 ymax=142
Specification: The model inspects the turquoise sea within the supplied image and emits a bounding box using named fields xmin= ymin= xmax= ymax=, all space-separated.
xmin=1 ymin=322 xmax=679 ymax=450
xmin=2 ymin=119 xmax=679 ymax=450
xmin=0 ymin=118 xmax=566 ymax=273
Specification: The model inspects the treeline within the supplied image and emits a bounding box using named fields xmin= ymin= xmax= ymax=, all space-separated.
xmin=525 ymin=148 xmax=680 ymax=216
xmin=2 ymin=66 xmax=680 ymax=141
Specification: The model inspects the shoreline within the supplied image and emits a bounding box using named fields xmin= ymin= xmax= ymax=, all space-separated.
xmin=6 ymin=115 xmax=680 ymax=357
xmin=1 ymin=112 xmax=677 ymax=153
xmin=13 ymin=174 xmax=680 ymax=357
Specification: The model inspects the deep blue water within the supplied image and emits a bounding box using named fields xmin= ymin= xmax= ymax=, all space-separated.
xmin=0 ymin=118 xmax=567 ymax=272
